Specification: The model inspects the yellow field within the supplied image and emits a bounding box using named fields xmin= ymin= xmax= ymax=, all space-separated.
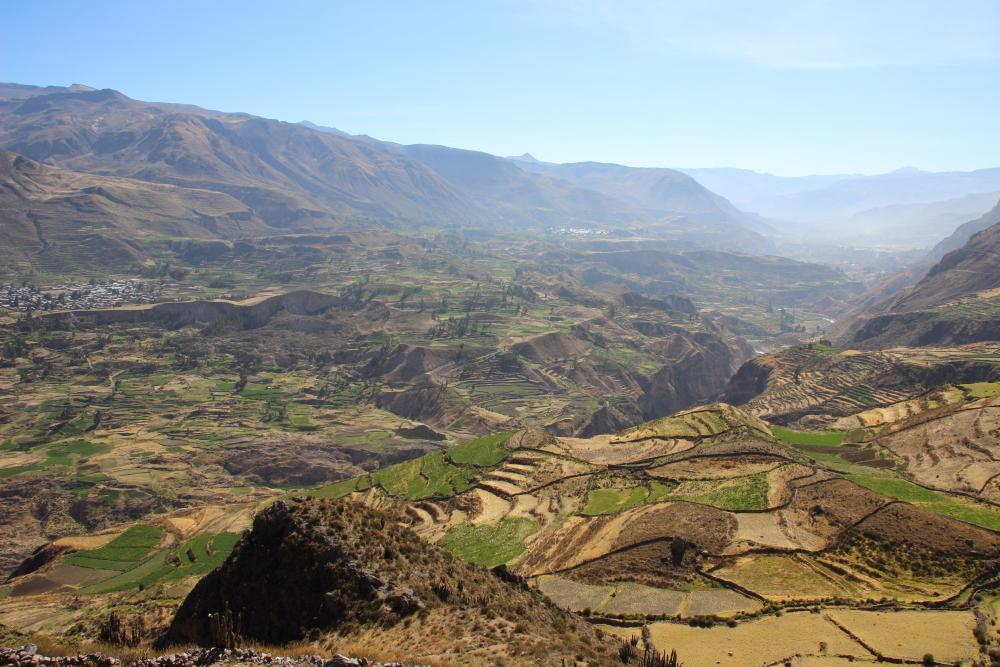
xmin=646 ymin=608 xmax=982 ymax=666
xmin=825 ymin=609 xmax=979 ymax=664
xmin=647 ymin=613 xmax=863 ymax=665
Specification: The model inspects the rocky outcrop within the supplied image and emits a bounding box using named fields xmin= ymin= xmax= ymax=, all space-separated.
xmin=722 ymin=355 xmax=780 ymax=406
xmin=0 ymin=645 xmax=415 ymax=667
xmin=162 ymin=499 xmax=617 ymax=665
xmin=375 ymin=381 xmax=450 ymax=423
xmin=5 ymin=543 xmax=69 ymax=581
xmin=361 ymin=344 xmax=464 ymax=383
xmin=576 ymin=403 xmax=643 ymax=438
xmin=641 ymin=332 xmax=750 ymax=421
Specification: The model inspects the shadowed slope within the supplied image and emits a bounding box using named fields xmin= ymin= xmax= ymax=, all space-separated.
xmin=163 ymin=498 xmax=619 ymax=665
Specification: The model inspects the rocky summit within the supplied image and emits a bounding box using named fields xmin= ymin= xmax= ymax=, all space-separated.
xmin=163 ymin=499 xmax=619 ymax=665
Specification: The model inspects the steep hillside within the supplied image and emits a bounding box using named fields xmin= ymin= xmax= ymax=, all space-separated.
xmin=0 ymin=150 xmax=269 ymax=273
xmin=0 ymin=87 xmax=481 ymax=229
xmin=928 ymin=198 xmax=1000 ymax=262
xmin=893 ymin=220 xmax=1000 ymax=311
xmin=164 ymin=498 xmax=620 ymax=665
xmin=836 ymin=218 xmax=1000 ymax=347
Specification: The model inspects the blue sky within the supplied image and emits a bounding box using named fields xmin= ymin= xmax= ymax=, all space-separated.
xmin=3 ymin=0 xmax=999 ymax=175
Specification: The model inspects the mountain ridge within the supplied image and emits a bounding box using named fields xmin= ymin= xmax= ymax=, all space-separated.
xmin=0 ymin=82 xmax=765 ymax=246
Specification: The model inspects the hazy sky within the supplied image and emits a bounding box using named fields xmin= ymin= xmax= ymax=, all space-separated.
xmin=4 ymin=0 xmax=999 ymax=175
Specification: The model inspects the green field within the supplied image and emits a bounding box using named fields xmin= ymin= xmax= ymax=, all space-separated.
xmin=846 ymin=473 xmax=1000 ymax=532
xmin=448 ymin=432 xmax=512 ymax=467
xmin=960 ymin=381 xmax=1000 ymax=399
xmin=666 ymin=472 xmax=770 ymax=511
xmin=439 ymin=517 xmax=539 ymax=567
xmin=371 ymin=451 xmax=478 ymax=500
xmin=309 ymin=475 xmax=372 ymax=499
xmin=581 ymin=481 xmax=675 ymax=515
xmin=0 ymin=463 xmax=44 ymax=478
xmin=0 ymin=439 xmax=110 ymax=478
xmin=69 ymin=525 xmax=164 ymax=571
xmin=81 ymin=531 xmax=239 ymax=593
xmin=771 ymin=426 xmax=844 ymax=446
xmin=583 ymin=486 xmax=649 ymax=515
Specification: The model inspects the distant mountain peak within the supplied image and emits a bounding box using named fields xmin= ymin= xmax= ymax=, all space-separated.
xmin=508 ymin=152 xmax=542 ymax=163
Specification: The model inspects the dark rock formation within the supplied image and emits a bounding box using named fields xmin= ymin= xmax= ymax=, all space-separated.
xmin=162 ymin=498 xmax=617 ymax=664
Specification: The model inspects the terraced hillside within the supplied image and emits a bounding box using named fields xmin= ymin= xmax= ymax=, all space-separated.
xmin=0 ymin=503 xmax=254 ymax=641
xmin=3 ymin=400 xmax=999 ymax=665
xmin=724 ymin=341 xmax=1000 ymax=426
xmin=0 ymin=218 xmax=864 ymax=601
xmin=293 ymin=403 xmax=1000 ymax=665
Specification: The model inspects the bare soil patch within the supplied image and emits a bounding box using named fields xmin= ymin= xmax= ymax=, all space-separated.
xmin=535 ymin=575 xmax=612 ymax=612
xmin=682 ymin=589 xmax=761 ymax=617
xmin=854 ymin=501 xmax=1000 ymax=555
xmin=563 ymin=541 xmax=696 ymax=589
xmin=557 ymin=435 xmax=694 ymax=465
xmin=603 ymin=583 xmax=686 ymax=616
xmin=787 ymin=479 xmax=889 ymax=528
xmin=726 ymin=509 xmax=834 ymax=553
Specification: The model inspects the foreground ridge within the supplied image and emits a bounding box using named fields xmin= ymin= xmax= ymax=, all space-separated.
xmin=0 ymin=646 xmax=418 ymax=667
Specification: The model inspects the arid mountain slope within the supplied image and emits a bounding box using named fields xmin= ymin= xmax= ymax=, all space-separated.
xmin=0 ymin=150 xmax=269 ymax=271
xmin=929 ymin=198 xmax=1000 ymax=261
xmin=0 ymin=88 xmax=478 ymax=230
xmin=835 ymin=216 xmax=1000 ymax=348
xmin=393 ymin=144 xmax=640 ymax=228
xmin=893 ymin=218 xmax=1000 ymax=311
xmin=0 ymin=83 xmax=763 ymax=240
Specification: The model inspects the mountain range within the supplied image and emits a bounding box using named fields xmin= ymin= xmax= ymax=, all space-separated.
xmin=0 ymin=84 xmax=764 ymax=258
xmin=3 ymin=81 xmax=1000 ymax=270
xmin=684 ymin=166 xmax=1000 ymax=249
